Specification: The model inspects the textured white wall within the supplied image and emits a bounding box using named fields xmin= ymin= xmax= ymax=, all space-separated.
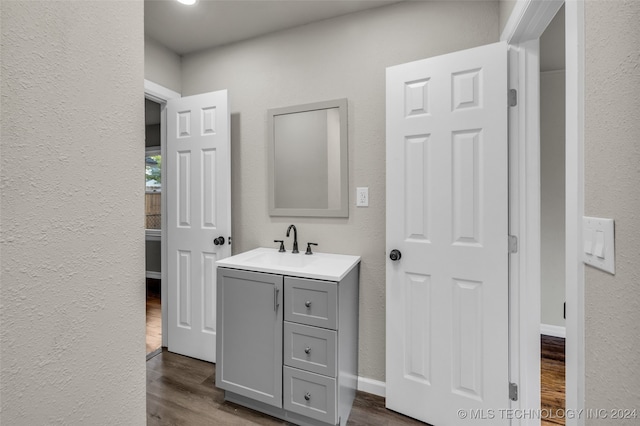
xmin=145 ymin=35 xmax=182 ymax=94
xmin=181 ymin=0 xmax=499 ymax=382
xmin=584 ymin=1 xmax=640 ymax=422
xmin=0 ymin=2 xmax=146 ymax=424
xmin=540 ymin=71 xmax=566 ymax=328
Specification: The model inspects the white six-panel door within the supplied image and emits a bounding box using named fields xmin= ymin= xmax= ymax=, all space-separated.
xmin=167 ymin=90 xmax=231 ymax=363
xmin=386 ymin=42 xmax=509 ymax=425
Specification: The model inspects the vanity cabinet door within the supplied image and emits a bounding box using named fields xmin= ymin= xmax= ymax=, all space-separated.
xmin=216 ymin=268 xmax=284 ymax=408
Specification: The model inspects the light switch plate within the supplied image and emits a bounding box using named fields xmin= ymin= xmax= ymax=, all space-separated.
xmin=583 ymin=216 xmax=615 ymax=274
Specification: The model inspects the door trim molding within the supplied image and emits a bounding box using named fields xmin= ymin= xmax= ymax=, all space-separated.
xmin=144 ymin=79 xmax=181 ymax=104
xmin=563 ymin=3 xmax=586 ymax=424
xmin=504 ymin=2 xmax=585 ymax=425
xmin=144 ymin=79 xmax=181 ymax=348
xmin=501 ymin=0 xmax=563 ymax=44
xmin=507 ymin=40 xmax=542 ymax=425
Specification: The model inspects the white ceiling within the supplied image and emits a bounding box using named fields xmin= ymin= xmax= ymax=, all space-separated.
xmin=145 ymin=0 xmax=403 ymax=55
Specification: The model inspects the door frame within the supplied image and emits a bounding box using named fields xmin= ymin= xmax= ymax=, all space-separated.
xmin=502 ymin=1 xmax=585 ymax=425
xmin=144 ymin=79 xmax=181 ymax=348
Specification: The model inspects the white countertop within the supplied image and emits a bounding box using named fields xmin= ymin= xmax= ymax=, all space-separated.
xmin=215 ymin=247 xmax=360 ymax=281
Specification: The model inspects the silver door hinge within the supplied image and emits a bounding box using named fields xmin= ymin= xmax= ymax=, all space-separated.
xmin=509 ymin=235 xmax=518 ymax=254
xmin=508 ymin=89 xmax=518 ymax=107
xmin=509 ymin=382 xmax=518 ymax=401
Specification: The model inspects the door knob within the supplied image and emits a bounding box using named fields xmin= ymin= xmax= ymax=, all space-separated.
xmin=213 ymin=236 xmax=225 ymax=246
xmin=389 ymin=249 xmax=402 ymax=261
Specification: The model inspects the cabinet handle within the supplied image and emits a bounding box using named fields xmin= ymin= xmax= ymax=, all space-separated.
xmin=304 ymin=392 xmax=311 ymax=402
xmin=304 ymin=346 xmax=311 ymax=355
xmin=274 ymin=288 xmax=280 ymax=311
xmin=304 ymin=300 xmax=311 ymax=308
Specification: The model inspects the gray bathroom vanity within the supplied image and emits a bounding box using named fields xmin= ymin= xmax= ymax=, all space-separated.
xmin=215 ymin=248 xmax=360 ymax=426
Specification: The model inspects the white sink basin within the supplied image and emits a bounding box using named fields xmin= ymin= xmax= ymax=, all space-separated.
xmin=244 ymin=251 xmax=318 ymax=269
xmin=216 ymin=247 xmax=360 ymax=281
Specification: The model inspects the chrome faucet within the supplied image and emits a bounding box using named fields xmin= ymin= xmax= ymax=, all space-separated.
xmin=286 ymin=224 xmax=299 ymax=253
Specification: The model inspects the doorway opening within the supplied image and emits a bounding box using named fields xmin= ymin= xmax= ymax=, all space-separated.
xmin=539 ymin=5 xmax=566 ymax=425
xmin=146 ymin=98 xmax=163 ymax=359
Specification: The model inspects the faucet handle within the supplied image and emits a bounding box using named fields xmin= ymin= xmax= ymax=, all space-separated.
xmin=305 ymin=242 xmax=318 ymax=255
xmin=274 ymin=240 xmax=286 ymax=252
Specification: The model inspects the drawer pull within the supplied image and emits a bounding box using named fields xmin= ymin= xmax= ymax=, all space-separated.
xmin=305 ymin=300 xmax=312 ymax=308
xmin=304 ymin=346 xmax=311 ymax=355
xmin=304 ymin=392 xmax=311 ymax=402
xmin=274 ymin=288 xmax=280 ymax=311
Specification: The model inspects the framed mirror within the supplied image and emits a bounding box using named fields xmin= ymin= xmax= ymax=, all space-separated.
xmin=268 ymin=98 xmax=348 ymax=217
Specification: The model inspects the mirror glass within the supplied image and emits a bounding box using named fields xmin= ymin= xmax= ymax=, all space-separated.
xmin=268 ymin=99 xmax=348 ymax=217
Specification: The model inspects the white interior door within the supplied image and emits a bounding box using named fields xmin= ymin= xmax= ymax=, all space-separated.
xmin=386 ymin=42 xmax=509 ymax=425
xmin=167 ymin=90 xmax=231 ymax=363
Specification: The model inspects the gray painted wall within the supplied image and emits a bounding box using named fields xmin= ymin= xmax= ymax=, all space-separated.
xmin=146 ymin=240 xmax=162 ymax=273
xmin=540 ymin=5 xmax=566 ymax=73
xmin=0 ymin=1 xmax=146 ymax=424
xmin=145 ymin=35 xmax=182 ymax=94
xmin=540 ymin=70 xmax=566 ymax=328
xmin=181 ymin=0 xmax=499 ymax=382
xmin=584 ymin=0 xmax=640 ymax=420
xmin=499 ymin=0 xmax=517 ymax=35
xmin=539 ymin=7 xmax=566 ymax=329
xmin=146 ymin=124 xmax=161 ymax=147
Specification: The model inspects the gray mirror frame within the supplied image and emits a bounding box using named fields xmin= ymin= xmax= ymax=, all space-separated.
xmin=268 ymin=98 xmax=348 ymax=217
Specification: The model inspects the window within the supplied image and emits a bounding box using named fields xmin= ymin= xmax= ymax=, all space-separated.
xmin=146 ymin=149 xmax=161 ymax=230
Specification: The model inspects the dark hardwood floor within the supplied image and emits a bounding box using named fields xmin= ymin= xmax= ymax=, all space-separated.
xmin=146 ymin=279 xmax=162 ymax=355
xmin=147 ymin=349 xmax=426 ymax=426
xmin=541 ymin=335 xmax=566 ymax=426
xmin=146 ymin=296 xmax=565 ymax=425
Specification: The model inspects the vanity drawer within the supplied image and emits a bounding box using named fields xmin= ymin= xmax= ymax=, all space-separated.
xmin=284 ymin=277 xmax=337 ymax=329
xmin=283 ymin=366 xmax=337 ymax=424
xmin=284 ymin=322 xmax=337 ymax=377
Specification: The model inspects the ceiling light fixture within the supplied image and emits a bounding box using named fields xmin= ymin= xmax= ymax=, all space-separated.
xmin=177 ymin=0 xmax=197 ymax=5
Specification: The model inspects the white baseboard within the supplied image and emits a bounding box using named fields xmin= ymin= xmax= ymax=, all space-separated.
xmin=146 ymin=271 xmax=162 ymax=280
xmin=357 ymin=376 xmax=386 ymax=397
xmin=540 ymin=323 xmax=566 ymax=338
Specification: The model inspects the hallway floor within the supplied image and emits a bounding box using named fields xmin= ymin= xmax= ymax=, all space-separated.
xmin=146 ymin=279 xmax=162 ymax=355
xmin=541 ymin=335 xmax=566 ymax=426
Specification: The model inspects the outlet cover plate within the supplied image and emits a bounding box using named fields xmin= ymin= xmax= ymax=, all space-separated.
xmin=356 ymin=187 xmax=368 ymax=207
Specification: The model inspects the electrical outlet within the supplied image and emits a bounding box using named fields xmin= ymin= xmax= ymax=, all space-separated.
xmin=356 ymin=187 xmax=369 ymax=207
